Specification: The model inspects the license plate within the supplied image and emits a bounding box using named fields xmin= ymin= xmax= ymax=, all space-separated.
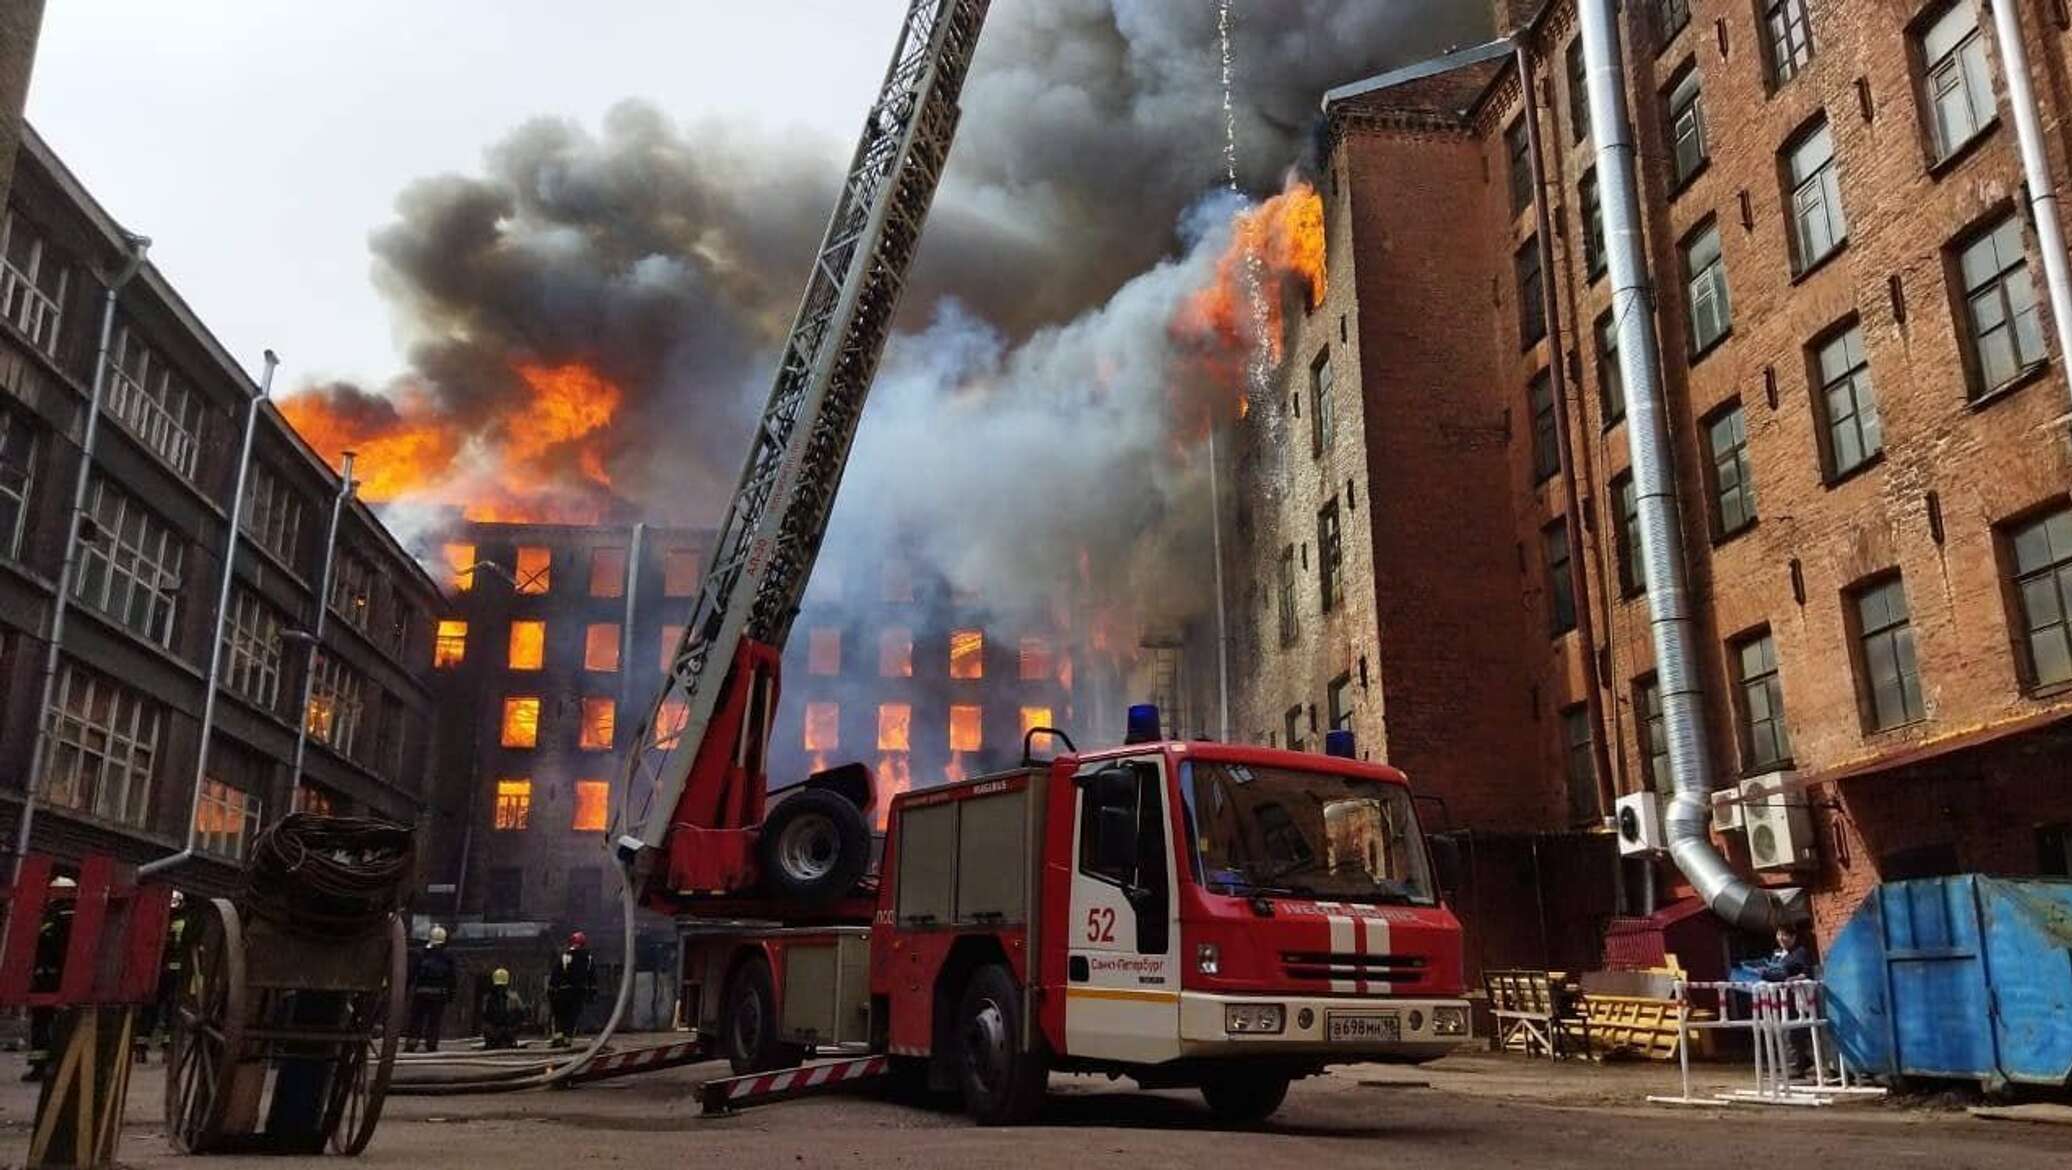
xmin=1327 ymin=1012 xmax=1401 ymax=1043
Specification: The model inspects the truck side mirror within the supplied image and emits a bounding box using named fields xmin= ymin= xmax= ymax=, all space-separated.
xmin=1428 ymin=835 xmax=1462 ymax=899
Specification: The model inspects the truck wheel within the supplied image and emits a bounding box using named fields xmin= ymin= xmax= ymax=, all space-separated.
xmin=721 ymin=957 xmax=803 ymax=1075
xmin=760 ymin=788 xmax=870 ymax=907
xmin=955 ymin=964 xmax=1045 ymax=1125
xmin=1199 ymin=1072 xmax=1290 ymax=1125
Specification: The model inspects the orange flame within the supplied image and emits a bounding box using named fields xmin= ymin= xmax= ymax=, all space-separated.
xmin=1170 ymin=176 xmax=1327 ymax=426
xmin=875 ymin=754 xmax=912 ymax=829
xmin=945 ymin=751 xmax=968 ymax=784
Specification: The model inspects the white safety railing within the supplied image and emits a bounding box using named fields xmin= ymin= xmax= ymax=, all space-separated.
xmin=1649 ymin=979 xmax=1887 ymax=1108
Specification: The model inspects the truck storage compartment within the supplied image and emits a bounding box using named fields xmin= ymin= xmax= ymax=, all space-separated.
xmin=895 ymin=772 xmax=1040 ymax=929
xmin=780 ymin=929 xmax=873 ymax=1049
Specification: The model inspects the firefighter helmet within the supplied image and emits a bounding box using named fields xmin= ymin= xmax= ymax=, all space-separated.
xmin=429 ymin=925 xmax=448 ymax=946
xmin=492 ymin=967 xmax=511 ymax=987
xmin=568 ymin=931 xmax=587 ymax=950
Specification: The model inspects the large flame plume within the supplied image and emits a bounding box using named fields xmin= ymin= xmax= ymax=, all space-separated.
xmin=1170 ymin=176 xmax=1326 ymax=424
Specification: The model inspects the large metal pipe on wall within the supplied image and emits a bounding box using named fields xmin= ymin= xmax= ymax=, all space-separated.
xmin=1990 ymin=0 xmax=2072 ymax=423
xmin=290 ymin=451 xmax=357 ymax=790
xmin=1575 ymin=0 xmax=1779 ymax=930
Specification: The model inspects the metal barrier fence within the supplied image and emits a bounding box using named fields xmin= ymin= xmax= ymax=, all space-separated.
xmin=1649 ymin=978 xmax=1887 ymax=1108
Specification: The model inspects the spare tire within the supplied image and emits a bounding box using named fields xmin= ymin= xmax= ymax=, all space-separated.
xmin=759 ymin=787 xmax=870 ymax=906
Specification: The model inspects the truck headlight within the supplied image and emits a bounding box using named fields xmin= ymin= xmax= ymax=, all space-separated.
xmin=1225 ymin=1004 xmax=1285 ymax=1035
xmin=1196 ymin=942 xmax=1220 ymax=976
xmin=1432 ymin=1006 xmax=1468 ymax=1037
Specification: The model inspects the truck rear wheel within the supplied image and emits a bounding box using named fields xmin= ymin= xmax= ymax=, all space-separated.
xmin=759 ymin=788 xmax=870 ymax=907
xmin=954 ymin=964 xmax=1045 ymax=1125
xmin=721 ymin=956 xmax=803 ymax=1075
xmin=1199 ymin=1071 xmax=1290 ymax=1124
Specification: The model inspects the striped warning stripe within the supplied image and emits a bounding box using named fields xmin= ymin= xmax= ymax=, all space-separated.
xmin=567 ymin=1039 xmax=709 ymax=1083
xmin=727 ymin=1055 xmax=888 ymax=1101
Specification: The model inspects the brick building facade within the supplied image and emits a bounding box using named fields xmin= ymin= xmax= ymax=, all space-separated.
xmin=1235 ymin=0 xmax=2072 ymax=961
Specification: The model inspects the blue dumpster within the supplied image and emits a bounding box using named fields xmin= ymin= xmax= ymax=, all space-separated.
xmin=1824 ymin=876 xmax=2072 ymax=1088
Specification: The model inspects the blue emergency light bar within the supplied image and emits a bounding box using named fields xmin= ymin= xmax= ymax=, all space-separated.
xmin=1324 ymin=729 xmax=1357 ymax=758
xmin=1125 ymin=704 xmax=1161 ymax=744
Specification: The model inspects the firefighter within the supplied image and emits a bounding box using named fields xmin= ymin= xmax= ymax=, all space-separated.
xmin=545 ymin=932 xmax=595 ymax=1048
xmin=479 ymin=968 xmax=525 ymax=1050
xmin=405 ymin=926 xmax=458 ymax=1053
xmin=23 ymin=876 xmax=77 ymax=1083
xmin=134 ymin=889 xmax=185 ymax=1064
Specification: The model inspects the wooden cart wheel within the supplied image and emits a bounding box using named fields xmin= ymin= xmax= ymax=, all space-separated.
xmin=325 ymin=914 xmax=408 ymax=1155
xmin=164 ymin=898 xmax=247 ymax=1154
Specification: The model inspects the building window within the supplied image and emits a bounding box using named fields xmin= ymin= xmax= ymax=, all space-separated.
xmin=1815 ymin=323 xmax=1882 ymax=478
xmin=444 ymin=542 xmax=475 ymax=592
xmin=105 ymin=323 xmax=203 ymax=479
xmin=566 ymin=866 xmax=603 ymax=919
xmin=879 ymin=627 xmax=913 ymax=678
xmin=1311 ymin=349 xmax=1335 ymax=454
xmin=579 ymin=697 xmax=616 ymax=751
xmin=1920 ymin=1 xmax=1997 ymax=164
xmin=1683 ymin=222 xmax=1731 ymax=355
xmin=240 ymin=463 xmax=303 ymax=565
xmin=508 ymin=620 xmax=546 ymax=671
xmin=1019 ymin=706 xmax=1053 ymax=740
xmin=1579 ymin=171 xmax=1606 ymax=280
xmin=1567 ymin=37 xmax=1591 ymax=143
xmin=1530 ymin=370 xmax=1560 ymax=482
xmin=1 ymin=211 xmax=70 ymax=356
xmin=660 ymin=624 xmax=682 ymax=672
xmin=1706 ymin=402 xmax=1756 ymax=537
xmin=949 ymin=704 xmax=983 ymax=752
xmin=306 ymin=653 xmax=367 ymax=754
xmin=1276 ymin=544 xmax=1299 ymax=647
xmin=1018 ymin=636 xmax=1053 ymax=681
xmin=223 ymin=588 xmax=285 ymax=709
xmin=1957 ymin=214 xmax=2047 ymax=396
xmin=804 ymin=701 xmax=839 ymax=754
xmin=1853 ymin=576 xmax=1926 ymax=730
xmin=1544 ymin=519 xmax=1576 ymax=636
xmin=1732 ymin=630 xmax=1792 ymax=771
xmin=1656 ymin=0 xmax=1690 ymax=45
xmin=1317 ymin=500 xmax=1343 ymax=613
xmin=1327 ymin=673 xmax=1354 ymax=732
xmin=589 ymin=547 xmax=626 ymax=597
xmin=40 ymin=662 xmax=161 ymax=828
xmin=329 ymin=551 xmax=373 ymax=631
xmin=1637 ymin=676 xmax=1671 ymax=797
xmin=514 ymin=545 xmax=551 ymax=594
xmin=486 ymin=867 xmax=522 ymax=918
xmin=195 ymin=779 xmax=261 ymax=861
xmin=494 ymin=779 xmax=532 ymax=830
xmin=1666 ymin=67 xmax=1708 ymax=187
xmin=584 ymin=622 xmax=620 ymax=672
xmin=663 ymin=547 xmax=700 ymax=597
xmin=1765 ymin=0 xmax=1814 ymax=85
xmin=76 ymin=477 xmax=183 ymax=648
xmin=295 ymin=783 xmax=337 ymax=816
xmin=949 ymin=628 xmax=984 ymax=679
xmin=0 ymin=410 xmax=32 ymax=560
xmin=1284 ymin=705 xmax=1304 ymax=753
xmin=1787 ymin=121 xmax=1847 ymax=271
xmin=2010 ymin=507 xmax=2072 ymax=689
xmin=1561 ymin=705 xmax=1597 ymax=822
xmin=808 ymin=628 xmax=842 ymax=676
xmin=1506 ymin=117 xmax=1533 ymax=215
xmin=1596 ymin=309 xmax=1624 ymax=426
xmin=1516 ymin=239 xmax=1547 ymax=347
xmin=434 ymin=619 xmax=467 ymax=669
xmin=1614 ymin=473 xmax=1645 ymax=595
xmin=500 ymin=696 xmax=540 ymax=749
xmin=878 ymin=702 xmax=913 ymax=751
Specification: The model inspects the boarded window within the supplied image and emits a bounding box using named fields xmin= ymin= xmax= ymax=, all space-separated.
xmin=515 ymin=546 xmax=551 ymax=594
xmin=572 ymin=780 xmax=610 ymax=831
xmin=501 ymin=697 xmax=540 ymax=748
xmin=949 ymin=628 xmax=984 ymax=679
xmin=579 ymin=697 xmax=616 ymax=750
xmin=508 ymin=620 xmax=545 ymax=671
xmin=589 ymin=547 xmax=627 ymax=597
xmin=949 ymin=704 xmax=982 ymax=752
xmin=584 ymin=622 xmax=621 ymax=672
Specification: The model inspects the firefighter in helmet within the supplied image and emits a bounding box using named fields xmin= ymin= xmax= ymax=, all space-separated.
xmin=405 ymin=925 xmax=458 ymax=1053
xmin=135 ymin=889 xmax=186 ymax=1063
xmin=479 ymin=968 xmax=526 ymax=1049
xmin=23 ymin=876 xmax=77 ymax=1082
xmin=545 ymin=932 xmax=595 ymax=1048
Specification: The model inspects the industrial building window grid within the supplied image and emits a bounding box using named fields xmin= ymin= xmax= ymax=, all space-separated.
xmin=1327 ymin=674 xmax=1354 ymax=733
xmin=104 ymin=323 xmax=203 ymax=479
xmin=1732 ymin=630 xmax=1792 ymax=771
xmin=0 ymin=408 xmax=34 ymax=560
xmin=222 ymin=587 xmax=285 ymax=710
xmin=1543 ymin=519 xmax=1576 ymax=636
xmin=1683 ymin=221 xmax=1731 ymax=355
xmin=1853 ymin=575 xmax=1926 ymax=730
xmin=1765 ymin=0 xmax=1814 ymax=85
xmin=1 ymin=211 xmax=69 ymax=356
xmin=329 ymin=550 xmax=374 ymax=631
xmin=1310 ymin=349 xmax=1335 ymax=454
xmin=2010 ymin=507 xmax=2072 ymax=689
xmin=1506 ymin=117 xmax=1532 ymax=215
xmin=1706 ymin=402 xmax=1756 ymax=538
xmin=1666 ymin=66 xmax=1708 ymax=187
xmin=1530 ymin=370 xmax=1560 ymax=482
xmin=1596 ymin=309 xmax=1623 ymax=425
xmin=305 ymin=652 xmax=366 ymax=755
xmin=1655 ymin=0 xmax=1690 ymax=46
xmin=1814 ymin=323 xmax=1882 ymax=478
xmin=75 ymin=476 xmax=183 ymax=648
xmin=1786 ymin=120 xmax=1847 ymax=271
xmin=514 ymin=545 xmax=552 ymax=594
xmin=240 ymin=463 xmax=303 ymax=565
xmin=40 ymin=661 xmax=161 ymax=828
xmin=1277 ymin=544 xmax=1298 ymax=646
xmin=434 ymin=620 xmax=466 ymax=669
xmin=1561 ymin=705 xmax=1596 ymax=824
xmin=1919 ymin=1 xmax=1997 ymax=164
xmin=494 ymin=779 xmax=532 ymax=831
xmin=1637 ymin=676 xmax=1671 ymax=798
xmin=1566 ymin=38 xmax=1590 ymax=143
xmin=195 ymin=778 xmax=261 ymax=860
xmin=1516 ymin=238 xmax=1546 ymax=347
xmin=1317 ymin=499 xmax=1343 ymax=613
xmin=1579 ymin=171 xmax=1606 ymax=280
xmin=1614 ymin=473 xmax=1645 ymax=595
xmin=1956 ymin=214 xmax=2047 ymax=397
xmin=949 ymin=628 xmax=984 ymax=679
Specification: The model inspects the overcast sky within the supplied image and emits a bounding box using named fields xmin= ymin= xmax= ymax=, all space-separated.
xmin=26 ymin=1 xmax=908 ymax=389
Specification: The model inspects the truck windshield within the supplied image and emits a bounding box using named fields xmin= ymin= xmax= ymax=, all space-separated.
xmin=1179 ymin=761 xmax=1434 ymax=905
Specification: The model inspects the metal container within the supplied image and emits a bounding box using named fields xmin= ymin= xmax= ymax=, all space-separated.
xmin=1824 ymin=875 xmax=2072 ymax=1088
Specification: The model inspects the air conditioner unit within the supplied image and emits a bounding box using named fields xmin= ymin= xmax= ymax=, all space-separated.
xmin=1740 ymin=773 xmax=1816 ymax=870
xmin=1710 ymin=787 xmax=1745 ymax=833
xmin=1615 ymin=790 xmax=1666 ymax=856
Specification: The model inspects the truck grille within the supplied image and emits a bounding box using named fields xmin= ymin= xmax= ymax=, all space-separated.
xmin=1280 ymin=951 xmax=1428 ymax=986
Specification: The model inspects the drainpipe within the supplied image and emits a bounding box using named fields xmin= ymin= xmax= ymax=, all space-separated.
xmin=1990 ymin=0 xmax=2072 ymax=424
xmin=290 ymin=451 xmax=356 ymax=790
xmin=1206 ymin=426 xmax=1231 ymax=742
xmin=10 ymin=234 xmax=151 ymax=890
xmin=618 ymin=522 xmax=646 ymax=733
xmin=140 ymin=350 xmax=276 ymax=878
xmin=1517 ymin=40 xmax=1618 ymax=825
xmin=1576 ymin=0 xmax=1779 ymax=930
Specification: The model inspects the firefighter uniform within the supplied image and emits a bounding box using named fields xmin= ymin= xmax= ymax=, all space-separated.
xmin=480 ymin=968 xmax=525 ymax=1049
xmin=545 ymin=933 xmax=595 ymax=1047
xmin=23 ymin=882 xmax=76 ymax=1082
xmin=406 ymin=927 xmax=458 ymax=1053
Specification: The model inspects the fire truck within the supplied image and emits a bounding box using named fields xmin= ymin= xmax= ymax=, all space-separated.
xmin=600 ymin=0 xmax=1470 ymax=1124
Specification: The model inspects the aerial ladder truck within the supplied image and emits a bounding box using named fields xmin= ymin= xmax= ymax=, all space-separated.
xmin=605 ymin=0 xmax=1471 ymax=1124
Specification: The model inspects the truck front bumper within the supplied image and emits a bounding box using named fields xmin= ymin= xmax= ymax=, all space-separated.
xmin=1176 ymin=992 xmax=1471 ymax=1063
